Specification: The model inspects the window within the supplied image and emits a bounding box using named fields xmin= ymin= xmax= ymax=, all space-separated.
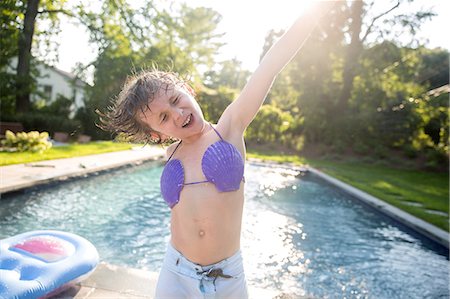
xmin=43 ymin=85 xmax=52 ymax=100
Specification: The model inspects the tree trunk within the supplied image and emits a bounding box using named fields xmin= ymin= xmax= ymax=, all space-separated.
xmin=337 ymin=0 xmax=364 ymax=113
xmin=16 ymin=0 xmax=40 ymax=113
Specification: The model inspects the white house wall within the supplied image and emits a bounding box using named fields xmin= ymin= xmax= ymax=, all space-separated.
xmin=7 ymin=57 xmax=87 ymax=118
xmin=34 ymin=64 xmax=86 ymax=118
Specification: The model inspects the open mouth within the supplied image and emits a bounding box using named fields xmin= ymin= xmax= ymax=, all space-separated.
xmin=182 ymin=114 xmax=193 ymax=128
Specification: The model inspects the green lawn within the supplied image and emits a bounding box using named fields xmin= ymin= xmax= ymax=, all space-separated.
xmin=247 ymin=150 xmax=449 ymax=232
xmin=0 ymin=141 xmax=133 ymax=166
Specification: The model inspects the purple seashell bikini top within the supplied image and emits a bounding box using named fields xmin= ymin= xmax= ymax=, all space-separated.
xmin=160 ymin=123 xmax=245 ymax=209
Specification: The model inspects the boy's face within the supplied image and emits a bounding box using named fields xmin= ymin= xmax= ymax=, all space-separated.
xmin=138 ymin=86 xmax=206 ymax=141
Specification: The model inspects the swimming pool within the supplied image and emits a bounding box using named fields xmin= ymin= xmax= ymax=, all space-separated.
xmin=1 ymin=162 xmax=448 ymax=298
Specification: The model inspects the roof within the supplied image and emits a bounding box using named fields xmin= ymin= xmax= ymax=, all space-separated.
xmin=42 ymin=64 xmax=91 ymax=88
xmin=6 ymin=57 xmax=91 ymax=88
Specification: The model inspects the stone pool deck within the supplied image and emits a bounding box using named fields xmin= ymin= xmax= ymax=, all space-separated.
xmin=0 ymin=146 xmax=165 ymax=194
xmin=54 ymin=263 xmax=158 ymax=299
xmin=54 ymin=263 xmax=284 ymax=299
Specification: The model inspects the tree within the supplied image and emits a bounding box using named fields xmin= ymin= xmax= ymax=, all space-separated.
xmin=349 ymin=42 xmax=425 ymax=146
xmin=196 ymin=86 xmax=236 ymax=124
xmin=417 ymin=48 xmax=449 ymax=90
xmin=15 ymin=0 xmax=73 ymax=113
xmin=337 ymin=0 xmax=435 ymax=114
xmin=259 ymin=29 xmax=284 ymax=63
xmin=77 ymin=2 xmax=226 ymax=139
xmin=177 ymin=4 xmax=225 ymax=70
xmin=249 ymin=0 xmax=443 ymax=162
xmin=74 ymin=0 xmax=156 ymax=139
xmin=245 ymin=105 xmax=293 ymax=145
xmin=204 ymin=58 xmax=251 ymax=90
xmin=149 ymin=4 xmax=224 ymax=79
xmin=5 ymin=0 xmax=155 ymax=114
xmin=15 ymin=0 xmax=39 ymax=113
xmin=0 ymin=0 xmax=22 ymax=115
xmin=268 ymin=5 xmax=346 ymax=145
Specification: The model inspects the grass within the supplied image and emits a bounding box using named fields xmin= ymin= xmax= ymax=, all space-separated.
xmin=246 ymin=148 xmax=307 ymax=165
xmin=0 ymin=141 xmax=134 ymax=166
xmin=248 ymin=149 xmax=449 ymax=232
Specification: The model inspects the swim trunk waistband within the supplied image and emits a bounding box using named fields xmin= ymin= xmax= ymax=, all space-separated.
xmin=164 ymin=242 xmax=244 ymax=281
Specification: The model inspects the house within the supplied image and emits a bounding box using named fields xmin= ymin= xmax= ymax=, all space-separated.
xmin=33 ymin=63 xmax=89 ymax=118
xmin=8 ymin=58 xmax=89 ymax=118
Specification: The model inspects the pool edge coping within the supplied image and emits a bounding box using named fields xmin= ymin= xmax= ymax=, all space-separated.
xmin=308 ymin=166 xmax=449 ymax=249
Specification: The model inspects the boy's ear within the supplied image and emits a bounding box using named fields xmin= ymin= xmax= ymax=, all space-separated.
xmin=160 ymin=133 xmax=169 ymax=141
xmin=150 ymin=131 xmax=161 ymax=142
xmin=150 ymin=131 xmax=169 ymax=142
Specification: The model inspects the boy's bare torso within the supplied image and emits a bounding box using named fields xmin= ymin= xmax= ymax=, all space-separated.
xmin=168 ymin=123 xmax=246 ymax=266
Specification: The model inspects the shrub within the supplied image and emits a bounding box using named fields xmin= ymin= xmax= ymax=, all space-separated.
xmin=74 ymin=107 xmax=111 ymax=140
xmin=402 ymin=144 xmax=418 ymax=159
xmin=424 ymin=147 xmax=449 ymax=171
xmin=353 ymin=141 xmax=370 ymax=155
xmin=245 ymin=105 xmax=293 ymax=144
xmin=1 ymin=130 xmax=52 ymax=153
xmin=14 ymin=113 xmax=81 ymax=137
xmin=373 ymin=144 xmax=389 ymax=159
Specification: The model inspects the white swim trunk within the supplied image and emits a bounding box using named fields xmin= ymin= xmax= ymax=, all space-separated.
xmin=155 ymin=242 xmax=248 ymax=299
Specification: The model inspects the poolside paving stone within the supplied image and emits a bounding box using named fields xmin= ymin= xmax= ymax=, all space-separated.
xmin=0 ymin=146 xmax=165 ymax=194
xmin=53 ymin=262 xmax=283 ymax=299
xmin=54 ymin=262 xmax=155 ymax=298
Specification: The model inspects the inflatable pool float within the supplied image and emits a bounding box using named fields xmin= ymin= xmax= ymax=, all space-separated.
xmin=0 ymin=230 xmax=99 ymax=299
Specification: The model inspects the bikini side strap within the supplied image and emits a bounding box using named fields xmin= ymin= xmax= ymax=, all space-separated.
xmin=209 ymin=123 xmax=224 ymax=141
xmin=166 ymin=141 xmax=182 ymax=162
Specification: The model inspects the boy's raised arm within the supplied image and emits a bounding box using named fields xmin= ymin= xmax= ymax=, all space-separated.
xmin=219 ymin=1 xmax=335 ymax=133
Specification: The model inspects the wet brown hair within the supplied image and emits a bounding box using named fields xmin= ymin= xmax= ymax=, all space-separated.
xmin=98 ymin=70 xmax=195 ymax=144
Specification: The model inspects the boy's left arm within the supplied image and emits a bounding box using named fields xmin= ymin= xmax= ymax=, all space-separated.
xmin=219 ymin=2 xmax=335 ymax=134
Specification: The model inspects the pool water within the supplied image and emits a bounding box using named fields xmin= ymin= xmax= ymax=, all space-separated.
xmin=1 ymin=162 xmax=448 ymax=298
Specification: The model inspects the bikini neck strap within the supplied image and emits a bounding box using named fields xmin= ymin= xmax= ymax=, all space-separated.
xmin=166 ymin=140 xmax=182 ymax=163
xmin=209 ymin=123 xmax=224 ymax=141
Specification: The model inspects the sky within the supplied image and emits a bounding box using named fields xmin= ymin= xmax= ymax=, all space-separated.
xmin=55 ymin=0 xmax=450 ymax=77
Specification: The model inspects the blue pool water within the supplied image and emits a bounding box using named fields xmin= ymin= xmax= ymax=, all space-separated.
xmin=0 ymin=162 xmax=448 ymax=298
